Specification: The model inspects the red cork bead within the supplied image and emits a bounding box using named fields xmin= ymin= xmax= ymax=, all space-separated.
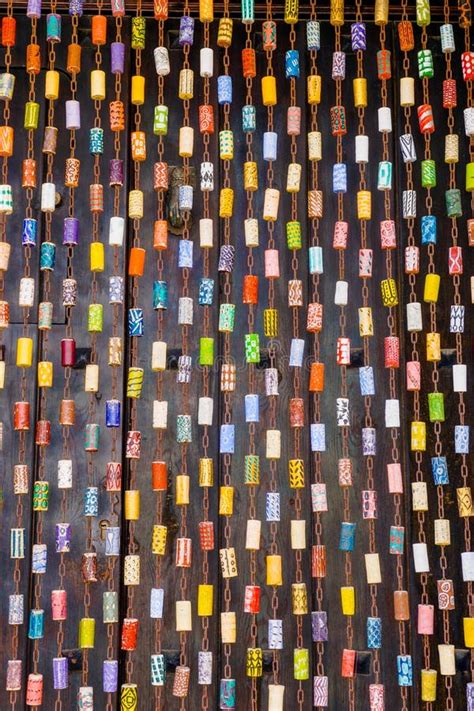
xmin=1 ymin=16 xmax=16 ymax=47
xmin=199 ymin=520 xmax=215 ymax=551
xmin=199 ymin=104 xmax=215 ymax=134
xmin=442 ymin=79 xmax=457 ymax=109
xmin=151 ymin=460 xmax=168 ymax=491
xmin=242 ymin=48 xmax=256 ymax=78
xmin=121 ymin=618 xmax=139 ymax=651
xmin=242 ymin=274 xmax=258 ymax=304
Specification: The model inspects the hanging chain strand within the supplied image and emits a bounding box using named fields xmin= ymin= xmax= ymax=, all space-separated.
xmin=197 ymin=6 xmax=213 ymax=709
xmin=264 ymin=0 xmax=281 ymax=694
xmin=174 ymin=0 xmax=192 ymax=705
xmin=377 ymin=2 xmax=411 ymax=709
xmin=307 ymin=2 xmax=327 ymax=709
xmin=287 ymin=8 xmax=305 ymax=711
xmin=355 ymin=0 xmax=384 ymax=703
xmin=31 ymin=0 xmax=58 ymax=705
xmin=419 ymin=5 xmax=454 ymax=708
xmin=399 ymin=0 xmax=433 ymax=703
xmin=152 ymin=2 xmax=167 ymax=709
xmin=460 ymin=0 xmax=474 ymax=698
xmin=81 ymin=0 xmax=104 ymax=697
xmin=218 ymin=0 xmax=236 ymax=698
xmin=8 ymin=3 xmax=34 ymax=710
xmin=331 ymin=3 xmax=355 ymax=707
xmin=104 ymin=5 xmax=124 ymax=711
xmin=242 ymin=14 xmax=259 ymax=711
xmin=124 ymin=0 xmax=143 ymax=701
xmin=54 ymin=7 xmax=79 ymax=711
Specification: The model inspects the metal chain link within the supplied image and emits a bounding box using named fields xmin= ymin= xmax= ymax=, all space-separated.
xmin=461 ymin=0 xmax=474 ymax=689
xmin=399 ymin=0 xmax=434 ymax=697
xmin=355 ymin=0 xmax=384 ymax=692
xmin=30 ymin=4 xmax=57 ymax=702
xmin=53 ymin=11 xmax=81 ymax=711
xmin=420 ymin=9 xmax=453 ymax=708
xmin=333 ymin=16 xmax=355 ymax=710
xmin=307 ymin=1 xmax=327 ymax=704
xmin=263 ymin=0 xmax=281 ymax=689
xmin=240 ymin=18 xmax=260 ymax=711
xmin=287 ymin=14 xmax=305 ymax=711
xmin=124 ymin=0 xmax=144 ymax=691
xmin=8 ymin=4 xmax=34 ymax=710
xmin=102 ymin=9 xmax=124 ymax=711
xmin=150 ymin=10 xmax=168 ymax=710
xmin=175 ymin=1 xmax=192 ymax=705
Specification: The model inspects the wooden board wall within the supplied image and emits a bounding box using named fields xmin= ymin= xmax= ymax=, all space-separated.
xmin=0 ymin=12 xmax=472 ymax=710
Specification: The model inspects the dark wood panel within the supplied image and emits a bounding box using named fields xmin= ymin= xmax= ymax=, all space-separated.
xmin=0 ymin=12 xmax=471 ymax=711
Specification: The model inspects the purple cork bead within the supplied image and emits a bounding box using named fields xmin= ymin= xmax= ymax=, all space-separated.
xmin=111 ymin=42 xmax=125 ymax=74
xmin=103 ymin=659 xmax=118 ymax=692
xmin=68 ymin=0 xmax=83 ymax=15
xmin=351 ymin=22 xmax=366 ymax=51
xmin=467 ymin=683 xmax=474 ymax=711
xmin=27 ymin=0 xmax=42 ymax=18
xmin=53 ymin=657 xmax=68 ymax=690
xmin=311 ymin=611 xmax=328 ymax=642
xmin=65 ymin=99 xmax=81 ymax=130
xmin=109 ymin=159 xmax=124 ymax=187
xmin=63 ymin=217 xmax=79 ymax=246
xmin=179 ymin=15 xmax=194 ymax=46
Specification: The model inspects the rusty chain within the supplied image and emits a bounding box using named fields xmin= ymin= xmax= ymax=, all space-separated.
xmin=31 ymin=1 xmax=58 ymax=705
xmin=8 ymin=4 xmax=34 ymax=711
xmin=102 ymin=8 xmax=124 ymax=711
xmin=332 ymin=10 xmax=355 ymax=709
xmin=399 ymin=0 xmax=434 ymax=702
xmin=264 ymin=0 xmax=281 ymax=691
xmin=152 ymin=7 xmax=167 ymax=710
xmin=354 ymin=0 xmax=384 ymax=697
xmin=218 ymin=0 xmax=235 ymax=693
xmin=242 ymin=16 xmax=259 ymax=711
xmin=420 ymin=10 xmax=453 ymax=709
xmin=460 ymin=0 xmax=474 ymax=692
xmin=125 ymin=0 xmax=143 ymax=693
xmin=197 ymin=10 xmax=213 ymax=711
xmin=308 ymin=1 xmax=327 ymax=708
xmin=175 ymin=0 xmax=191 ymax=705
xmin=287 ymin=13 xmax=305 ymax=711
xmin=53 ymin=9 xmax=80 ymax=711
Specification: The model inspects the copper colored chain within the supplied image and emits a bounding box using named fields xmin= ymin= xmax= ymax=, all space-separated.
xmin=8 ymin=8 xmax=34 ymax=711
xmin=245 ymin=18 xmax=258 ymax=711
xmin=461 ymin=0 xmax=474 ymax=689
xmin=308 ymin=1 xmax=326 ymax=705
xmin=288 ymin=17 xmax=305 ymax=711
xmin=31 ymin=5 xmax=57 ymax=702
xmin=265 ymin=0 xmax=280 ymax=688
xmin=0 ymin=0 xmax=12 ymax=308
xmin=177 ymin=1 xmax=191 ymax=704
xmin=399 ymin=0 xmax=433 ymax=697
xmin=82 ymin=0 xmax=104 ymax=690
xmin=355 ymin=0 xmax=382 ymax=692
xmin=220 ymin=0 xmax=234 ymax=688
xmin=104 ymin=10 xmax=123 ymax=711
xmin=54 ymin=11 xmax=79 ymax=711
xmin=199 ymin=14 xmax=212 ymax=711
xmin=378 ymin=8 xmax=411 ymax=710
xmin=242 ymin=20 xmax=259 ymax=711
xmin=334 ymin=19 xmax=355 ymax=711
xmin=420 ymin=17 xmax=453 ymax=709
xmin=125 ymin=0 xmax=142 ymax=690
xmin=152 ymin=12 xmax=166 ymax=711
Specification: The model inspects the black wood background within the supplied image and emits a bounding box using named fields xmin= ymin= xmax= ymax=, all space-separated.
xmin=0 ymin=10 xmax=472 ymax=711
